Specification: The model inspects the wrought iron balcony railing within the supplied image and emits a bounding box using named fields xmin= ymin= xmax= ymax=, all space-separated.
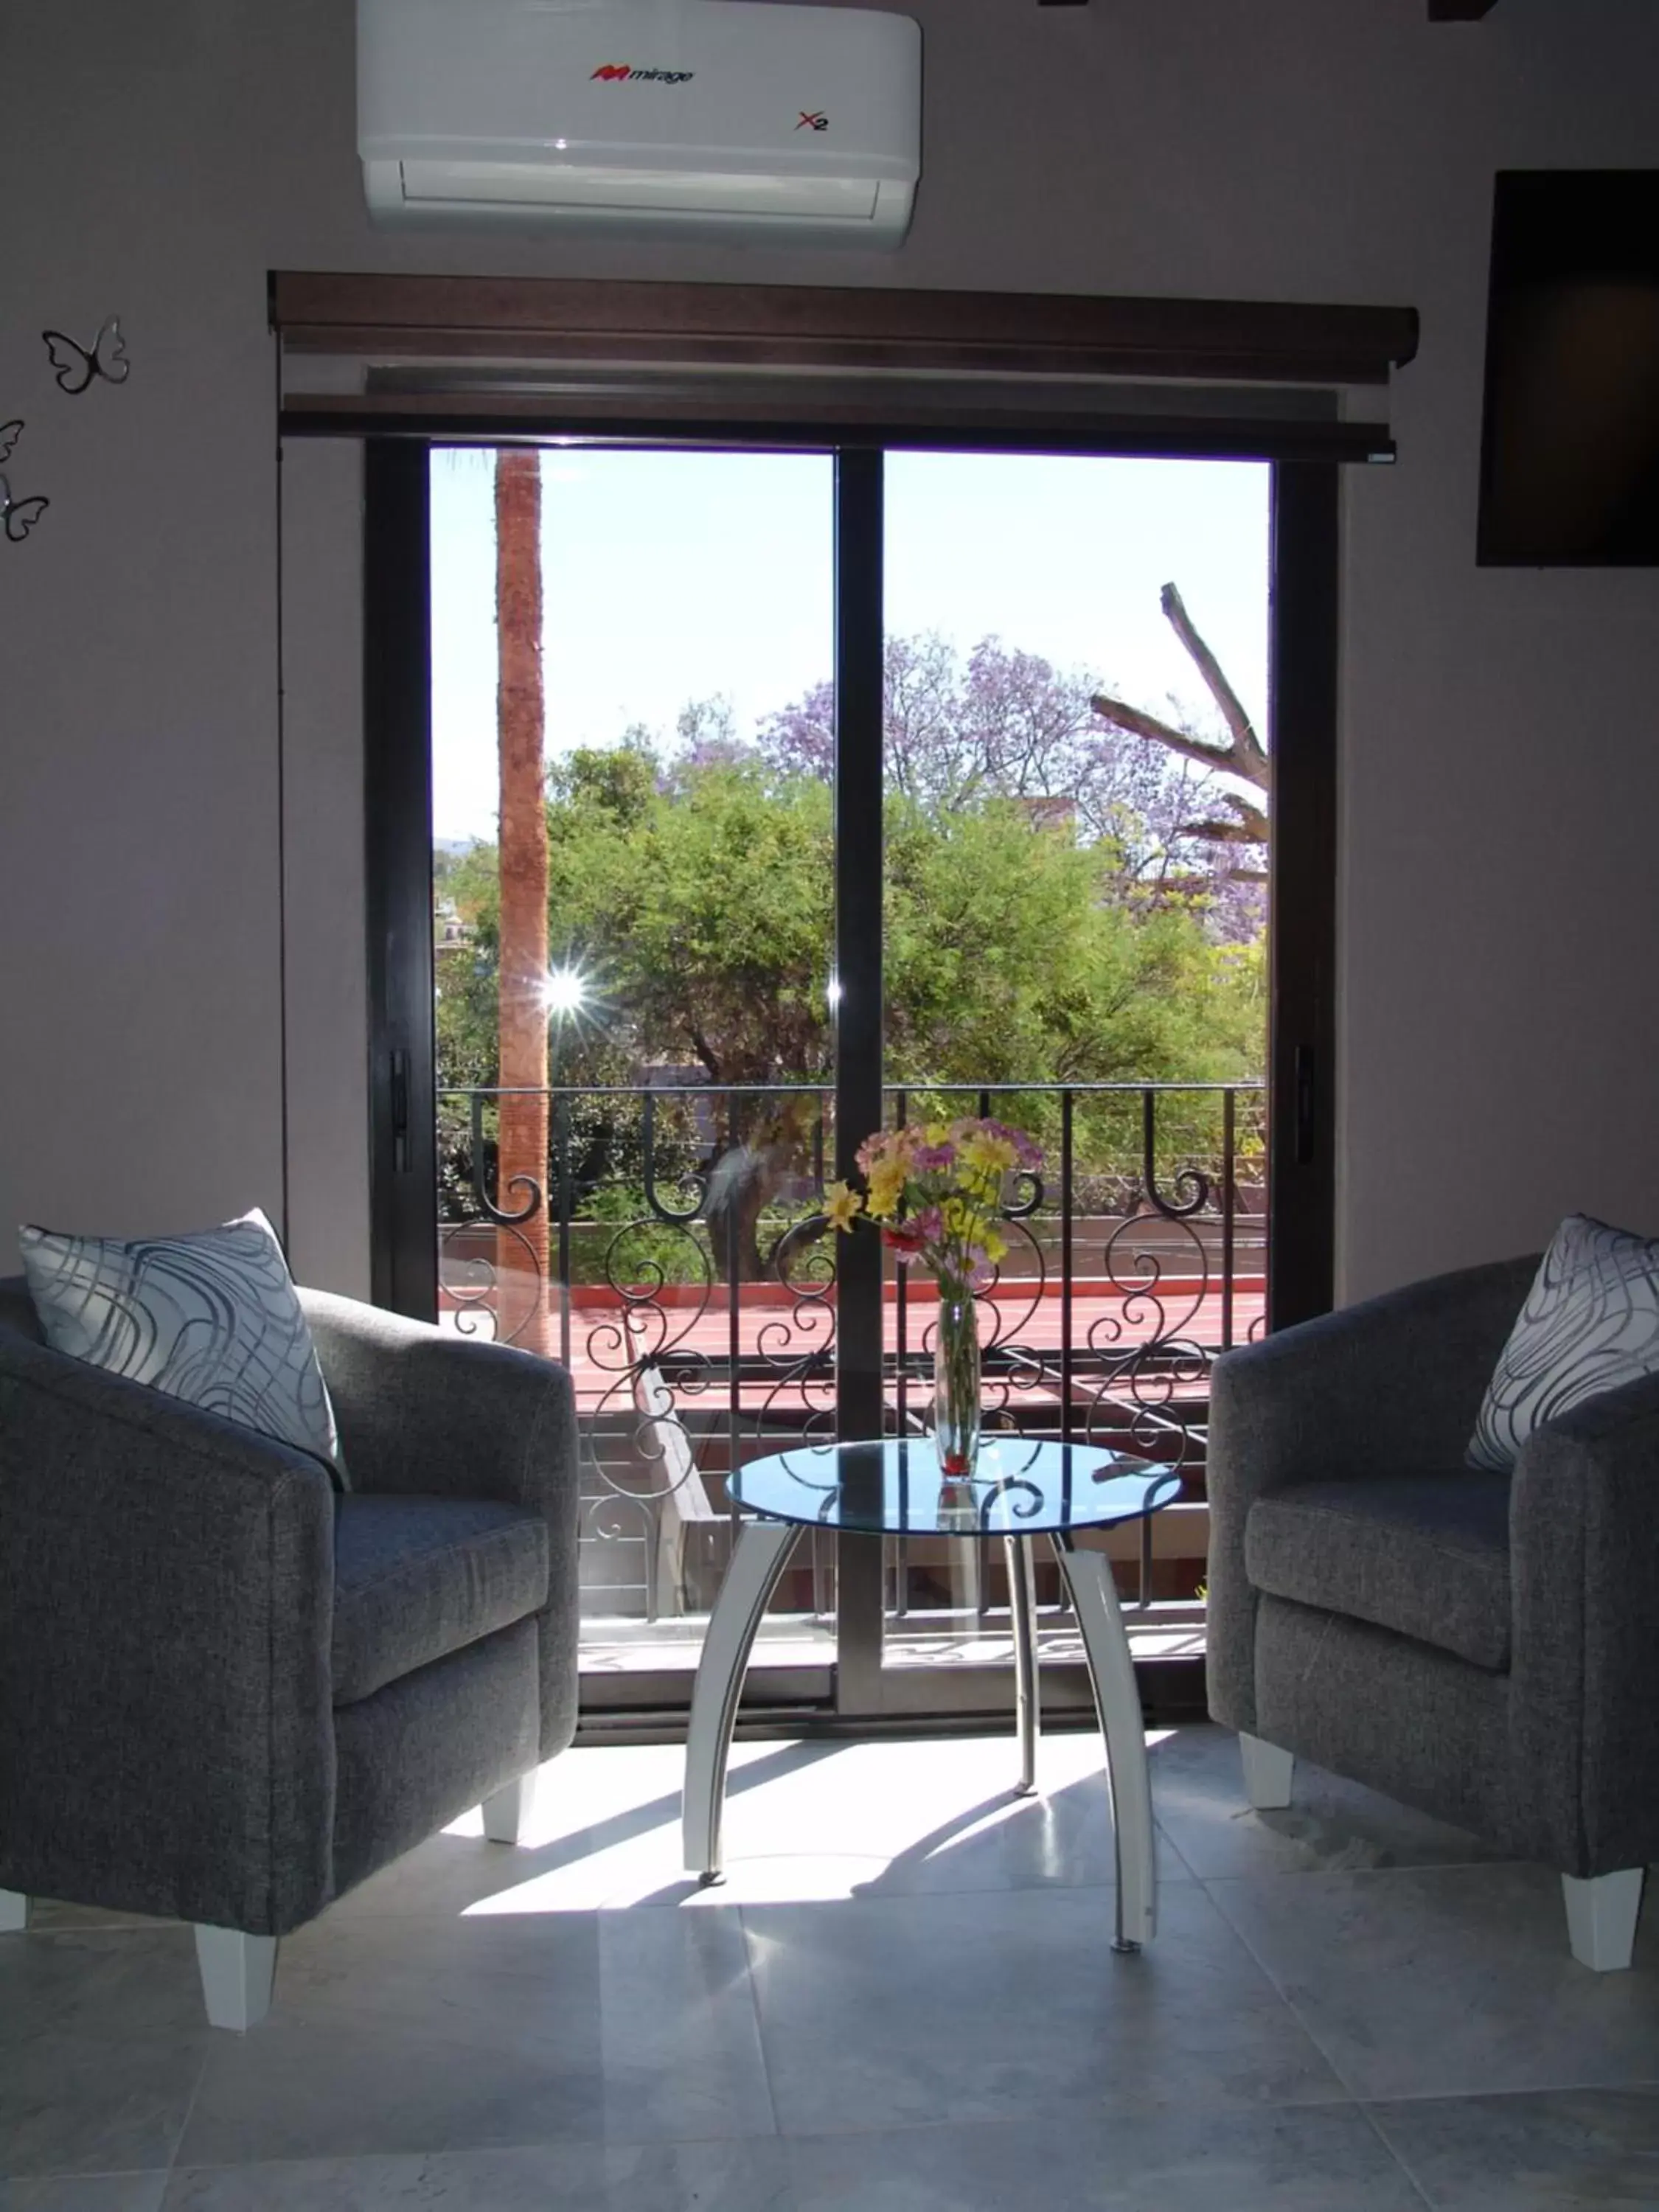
xmin=437 ymin=1080 xmax=1264 ymax=1627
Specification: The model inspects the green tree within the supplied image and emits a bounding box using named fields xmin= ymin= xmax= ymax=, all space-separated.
xmin=437 ymin=729 xmax=1266 ymax=1275
xmin=439 ymin=751 xmax=1261 ymax=1099
xmin=543 ymin=747 xmax=834 ymax=1085
xmin=885 ymin=796 xmax=1245 ymax=1088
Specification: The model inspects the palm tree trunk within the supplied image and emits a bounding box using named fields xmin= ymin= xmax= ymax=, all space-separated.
xmin=495 ymin=451 xmax=552 ymax=1354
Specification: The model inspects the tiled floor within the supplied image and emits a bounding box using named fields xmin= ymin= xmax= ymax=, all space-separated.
xmin=4 ymin=1725 xmax=1658 ymax=2209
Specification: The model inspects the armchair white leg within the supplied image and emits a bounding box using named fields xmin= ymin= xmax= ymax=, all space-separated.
xmin=482 ymin=1770 xmax=537 ymax=1845
xmin=195 ymin=1925 xmax=277 ymax=2031
xmin=1562 ymin=1869 xmax=1644 ymax=1972
xmin=0 ymin=1891 xmax=27 ymax=1933
xmin=1239 ymin=1733 xmax=1295 ymax=1811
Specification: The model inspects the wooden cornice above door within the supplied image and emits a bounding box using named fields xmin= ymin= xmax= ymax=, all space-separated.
xmin=269 ymin=272 xmax=1417 ymax=386
xmin=272 ymin=274 xmax=1414 ymax=462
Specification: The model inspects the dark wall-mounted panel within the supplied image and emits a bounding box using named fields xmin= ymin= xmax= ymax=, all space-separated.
xmin=1479 ymin=170 xmax=1659 ymax=565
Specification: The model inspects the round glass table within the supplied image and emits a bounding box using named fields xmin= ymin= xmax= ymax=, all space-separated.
xmin=681 ymin=1436 xmax=1180 ymax=1952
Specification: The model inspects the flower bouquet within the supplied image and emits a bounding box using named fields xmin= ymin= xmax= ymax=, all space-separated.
xmin=825 ymin=1116 xmax=1043 ymax=1481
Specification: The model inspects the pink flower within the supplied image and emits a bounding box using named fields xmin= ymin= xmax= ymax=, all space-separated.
xmin=966 ymin=1245 xmax=997 ymax=1292
xmin=858 ymin=1127 xmax=917 ymax=1176
xmin=911 ymin=1144 xmax=956 ymax=1173
xmin=912 ymin=1206 xmax=945 ymax=1244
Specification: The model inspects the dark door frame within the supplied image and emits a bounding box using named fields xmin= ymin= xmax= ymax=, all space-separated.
xmin=364 ymin=442 xmax=439 ymax=1324
xmin=1267 ymin=463 xmax=1338 ymax=1331
xmin=358 ymin=430 xmax=1341 ymax=1731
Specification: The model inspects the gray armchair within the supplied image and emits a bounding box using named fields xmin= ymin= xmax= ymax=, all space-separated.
xmin=0 ymin=1279 xmax=580 ymax=2028
xmin=1207 ymin=1254 xmax=1659 ymax=1971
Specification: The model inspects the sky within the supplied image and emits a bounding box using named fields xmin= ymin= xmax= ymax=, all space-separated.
xmin=429 ymin=448 xmax=1271 ymax=844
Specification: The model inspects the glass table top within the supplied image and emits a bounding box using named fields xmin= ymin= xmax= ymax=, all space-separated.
xmin=728 ymin=1437 xmax=1180 ymax=1538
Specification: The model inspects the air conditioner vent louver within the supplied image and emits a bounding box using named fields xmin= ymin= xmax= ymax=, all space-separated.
xmin=397 ymin=161 xmax=881 ymax=223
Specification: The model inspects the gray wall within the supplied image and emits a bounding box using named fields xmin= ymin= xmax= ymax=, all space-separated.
xmin=2 ymin=0 xmax=1655 ymax=1301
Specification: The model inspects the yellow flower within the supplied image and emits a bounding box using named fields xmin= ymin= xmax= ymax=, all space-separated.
xmin=824 ymin=1180 xmax=863 ymax=1234
xmin=983 ymin=1228 xmax=1008 ymax=1265
xmin=865 ymin=1160 xmax=907 ymax=1221
xmin=960 ymin=1130 xmax=1018 ymax=1176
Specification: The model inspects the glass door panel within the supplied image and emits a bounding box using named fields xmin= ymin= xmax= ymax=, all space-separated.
xmin=877 ymin=453 xmax=1272 ymax=1692
xmin=428 ymin=448 xmax=839 ymax=1688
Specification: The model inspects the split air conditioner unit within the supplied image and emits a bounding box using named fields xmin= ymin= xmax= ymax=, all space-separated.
xmin=358 ymin=0 xmax=922 ymax=246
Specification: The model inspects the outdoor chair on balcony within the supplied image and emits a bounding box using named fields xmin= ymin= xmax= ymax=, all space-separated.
xmin=0 ymin=1279 xmax=580 ymax=2028
xmin=1206 ymin=1250 xmax=1659 ymax=1971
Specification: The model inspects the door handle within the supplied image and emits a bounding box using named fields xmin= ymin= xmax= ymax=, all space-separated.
xmin=1293 ymin=1045 xmax=1315 ymax=1167
xmin=391 ymin=1048 xmax=409 ymax=1174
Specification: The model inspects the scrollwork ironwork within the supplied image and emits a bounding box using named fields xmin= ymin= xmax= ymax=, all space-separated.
xmin=1140 ymin=1088 xmax=1210 ymax=1220
xmin=435 ymin=1079 xmax=1265 ymax=1627
xmin=640 ymin=1090 xmax=710 ymax=1225
xmin=975 ymin=1477 xmax=1045 ymax=1528
xmin=747 ymin=1189 xmax=839 ymax=1450
xmin=465 ymin=1090 xmax=543 ymax=1226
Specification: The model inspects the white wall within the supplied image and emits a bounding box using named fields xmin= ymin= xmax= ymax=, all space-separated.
xmin=1 ymin=0 xmax=1655 ymax=1298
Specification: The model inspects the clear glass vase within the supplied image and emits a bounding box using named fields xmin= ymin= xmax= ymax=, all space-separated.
xmin=932 ymin=1287 xmax=982 ymax=1483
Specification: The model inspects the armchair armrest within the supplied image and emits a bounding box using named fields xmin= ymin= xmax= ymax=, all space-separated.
xmin=299 ymin=1292 xmax=580 ymax=1760
xmin=1206 ymin=1253 xmax=1537 ymax=1735
xmin=0 ymin=1332 xmax=335 ymax=1934
xmin=1509 ymin=1368 xmax=1659 ymax=1876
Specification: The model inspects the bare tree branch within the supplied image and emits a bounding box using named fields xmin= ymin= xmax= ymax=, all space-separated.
xmin=1086 ymin=692 xmax=1242 ymax=776
xmin=1090 ymin=582 xmax=1270 ymax=888
xmin=1158 ymin=583 xmax=1268 ymax=786
xmin=1093 ymin=582 xmax=1270 ymax=799
xmin=1178 ymin=815 xmax=1270 ymax=846
xmin=1177 ymin=794 xmax=1270 ymax=845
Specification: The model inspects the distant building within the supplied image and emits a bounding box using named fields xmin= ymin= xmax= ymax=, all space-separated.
xmin=434 ymin=901 xmax=474 ymax=958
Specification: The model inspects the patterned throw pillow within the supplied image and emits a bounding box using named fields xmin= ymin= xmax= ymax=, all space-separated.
xmin=19 ymin=1207 xmax=347 ymax=1486
xmin=1467 ymin=1213 xmax=1659 ymax=1472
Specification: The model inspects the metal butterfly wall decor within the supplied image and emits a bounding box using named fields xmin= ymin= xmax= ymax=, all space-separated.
xmin=41 ymin=316 xmax=130 ymax=394
xmin=0 ymin=477 xmax=49 ymax=543
xmin=0 ymin=420 xmax=49 ymax=543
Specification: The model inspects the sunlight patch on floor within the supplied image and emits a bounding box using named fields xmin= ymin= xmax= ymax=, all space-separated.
xmin=442 ymin=1728 xmax=1175 ymax=1916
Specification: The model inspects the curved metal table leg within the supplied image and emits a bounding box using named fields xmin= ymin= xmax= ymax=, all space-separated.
xmin=682 ymin=1519 xmax=799 ymax=1881
xmin=1005 ymin=1532 xmax=1039 ymax=1796
xmin=1053 ymin=1532 xmax=1155 ymax=1951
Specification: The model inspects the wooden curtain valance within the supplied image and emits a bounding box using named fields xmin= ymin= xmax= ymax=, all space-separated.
xmin=270 ymin=272 xmax=1417 ymax=387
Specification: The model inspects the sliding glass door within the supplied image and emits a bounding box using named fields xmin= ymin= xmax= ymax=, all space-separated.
xmin=860 ymin=451 xmax=1271 ymax=1708
xmin=364 ymin=436 xmax=1332 ymax=1731
xmin=428 ymin=446 xmax=845 ymax=1700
